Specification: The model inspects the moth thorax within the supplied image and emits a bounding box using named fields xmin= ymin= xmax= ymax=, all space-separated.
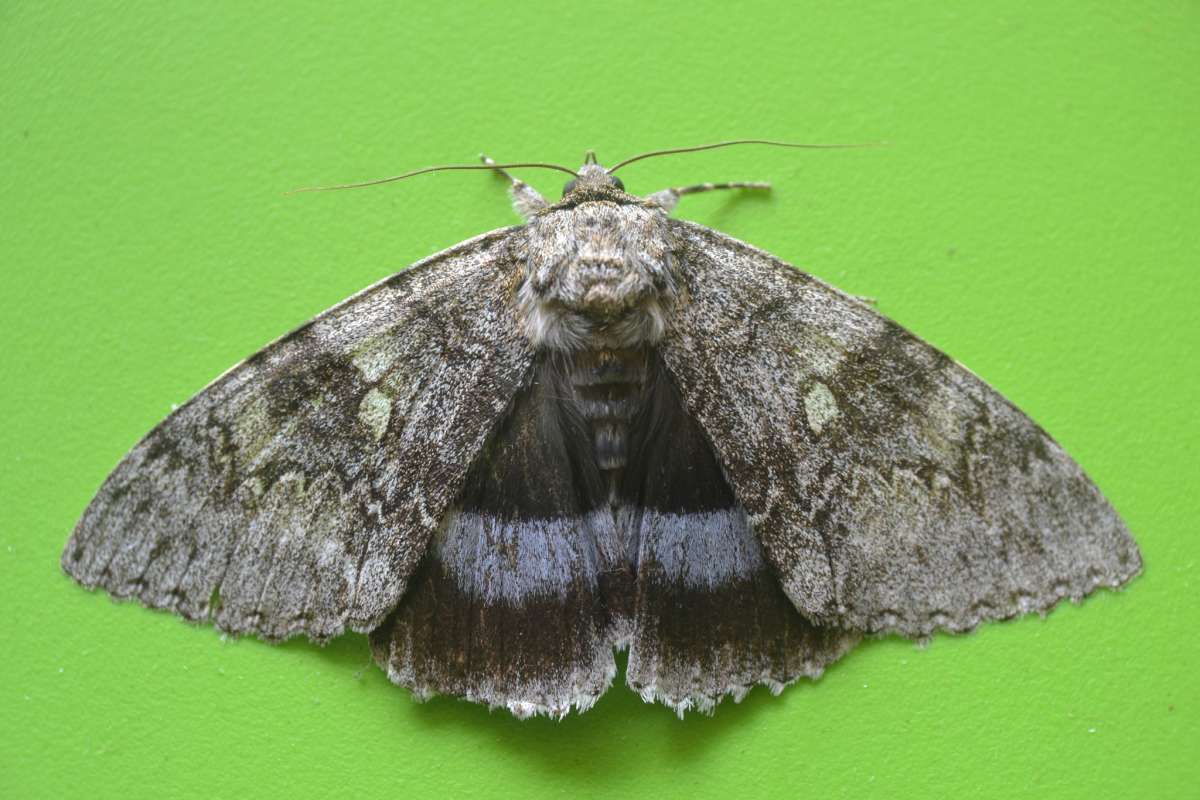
xmin=517 ymin=281 xmax=670 ymax=351
xmin=517 ymin=202 xmax=680 ymax=352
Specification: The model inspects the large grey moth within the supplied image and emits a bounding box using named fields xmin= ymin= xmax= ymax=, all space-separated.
xmin=62 ymin=141 xmax=1142 ymax=719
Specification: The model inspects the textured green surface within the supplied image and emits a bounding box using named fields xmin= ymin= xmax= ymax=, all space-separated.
xmin=3 ymin=3 xmax=1197 ymax=798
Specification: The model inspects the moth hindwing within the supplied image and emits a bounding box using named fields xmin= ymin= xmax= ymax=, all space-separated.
xmin=64 ymin=151 xmax=1141 ymax=719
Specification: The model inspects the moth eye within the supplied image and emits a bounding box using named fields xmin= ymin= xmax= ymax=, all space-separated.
xmin=562 ymin=179 xmax=578 ymax=195
xmin=609 ymin=175 xmax=625 ymax=191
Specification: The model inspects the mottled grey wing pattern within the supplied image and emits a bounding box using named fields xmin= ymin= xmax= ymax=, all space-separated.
xmin=660 ymin=221 xmax=1142 ymax=636
xmin=62 ymin=229 xmax=534 ymax=643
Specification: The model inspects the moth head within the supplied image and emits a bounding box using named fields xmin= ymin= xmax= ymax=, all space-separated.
xmin=560 ymin=152 xmax=626 ymax=199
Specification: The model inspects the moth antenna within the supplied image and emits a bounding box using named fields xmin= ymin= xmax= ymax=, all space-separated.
xmin=288 ymin=162 xmax=579 ymax=194
xmin=606 ymin=139 xmax=885 ymax=174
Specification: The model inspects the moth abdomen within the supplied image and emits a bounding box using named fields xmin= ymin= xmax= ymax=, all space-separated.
xmin=564 ymin=347 xmax=650 ymax=484
xmin=592 ymin=421 xmax=627 ymax=471
xmin=565 ymin=346 xmax=649 ymax=386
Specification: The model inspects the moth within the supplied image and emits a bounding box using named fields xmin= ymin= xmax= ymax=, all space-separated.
xmin=62 ymin=140 xmax=1142 ymax=719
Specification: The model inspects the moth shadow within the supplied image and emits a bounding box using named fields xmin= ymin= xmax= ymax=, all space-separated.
xmin=686 ymin=186 xmax=775 ymax=230
xmin=291 ymin=629 xmax=379 ymax=678
xmin=402 ymin=652 xmax=768 ymax=777
xmin=299 ymin=643 xmax=860 ymax=788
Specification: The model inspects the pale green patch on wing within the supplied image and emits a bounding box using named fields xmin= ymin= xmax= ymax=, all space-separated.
xmin=357 ymin=387 xmax=392 ymax=443
xmin=233 ymin=395 xmax=274 ymax=465
xmin=352 ymin=333 xmax=403 ymax=382
xmin=803 ymin=382 xmax=839 ymax=435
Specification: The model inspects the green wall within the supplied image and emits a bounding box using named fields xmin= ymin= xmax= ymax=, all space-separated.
xmin=3 ymin=3 xmax=1196 ymax=798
